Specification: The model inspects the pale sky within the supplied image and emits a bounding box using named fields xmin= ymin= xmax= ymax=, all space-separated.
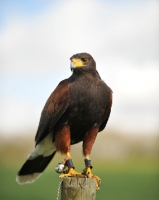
xmin=0 ymin=0 xmax=159 ymax=137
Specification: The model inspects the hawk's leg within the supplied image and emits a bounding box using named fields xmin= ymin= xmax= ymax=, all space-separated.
xmin=83 ymin=127 xmax=101 ymax=190
xmin=54 ymin=126 xmax=83 ymax=178
xmin=83 ymin=155 xmax=101 ymax=190
xmin=59 ymin=152 xmax=84 ymax=178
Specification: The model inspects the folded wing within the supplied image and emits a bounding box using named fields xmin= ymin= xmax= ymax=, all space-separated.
xmin=35 ymin=80 xmax=70 ymax=145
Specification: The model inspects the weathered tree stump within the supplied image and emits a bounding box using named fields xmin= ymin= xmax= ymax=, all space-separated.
xmin=61 ymin=177 xmax=96 ymax=200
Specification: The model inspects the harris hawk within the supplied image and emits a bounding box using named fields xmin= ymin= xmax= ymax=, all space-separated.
xmin=16 ymin=52 xmax=112 ymax=189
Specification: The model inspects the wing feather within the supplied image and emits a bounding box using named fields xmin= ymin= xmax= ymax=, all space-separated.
xmin=35 ymin=80 xmax=69 ymax=144
xmin=99 ymin=90 xmax=113 ymax=132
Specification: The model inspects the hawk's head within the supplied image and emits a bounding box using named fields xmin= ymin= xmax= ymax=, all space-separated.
xmin=70 ymin=53 xmax=96 ymax=71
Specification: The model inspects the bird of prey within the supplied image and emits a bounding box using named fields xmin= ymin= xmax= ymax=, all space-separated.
xmin=16 ymin=52 xmax=112 ymax=189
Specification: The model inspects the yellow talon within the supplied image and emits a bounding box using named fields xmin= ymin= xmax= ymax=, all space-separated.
xmin=85 ymin=167 xmax=92 ymax=176
xmin=59 ymin=168 xmax=84 ymax=178
xmin=66 ymin=152 xmax=70 ymax=157
xmin=85 ymin=167 xmax=101 ymax=190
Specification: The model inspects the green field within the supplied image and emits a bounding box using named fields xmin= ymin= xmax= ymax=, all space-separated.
xmin=0 ymin=160 xmax=159 ymax=200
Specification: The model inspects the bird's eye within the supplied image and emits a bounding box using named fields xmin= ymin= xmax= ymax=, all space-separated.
xmin=81 ymin=57 xmax=88 ymax=62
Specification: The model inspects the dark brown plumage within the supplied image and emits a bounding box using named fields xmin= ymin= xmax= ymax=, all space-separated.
xmin=16 ymin=52 xmax=112 ymax=185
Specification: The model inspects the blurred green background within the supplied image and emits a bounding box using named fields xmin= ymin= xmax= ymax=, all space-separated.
xmin=0 ymin=131 xmax=159 ymax=200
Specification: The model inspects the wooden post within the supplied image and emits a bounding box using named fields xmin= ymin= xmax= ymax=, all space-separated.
xmin=61 ymin=177 xmax=96 ymax=200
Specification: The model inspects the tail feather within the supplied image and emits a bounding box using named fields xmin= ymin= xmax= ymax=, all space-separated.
xmin=16 ymin=151 xmax=56 ymax=185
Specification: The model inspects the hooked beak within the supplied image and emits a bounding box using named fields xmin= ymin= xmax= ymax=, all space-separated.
xmin=70 ymin=58 xmax=84 ymax=71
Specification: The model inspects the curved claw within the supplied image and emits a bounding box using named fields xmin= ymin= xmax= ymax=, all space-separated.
xmin=84 ymin=167 xmax=101 ymax=190
xmin=59 ymin=168 xmax=84 ymax=179
xmin=92 ymin=175 xmax=101 ymax=190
